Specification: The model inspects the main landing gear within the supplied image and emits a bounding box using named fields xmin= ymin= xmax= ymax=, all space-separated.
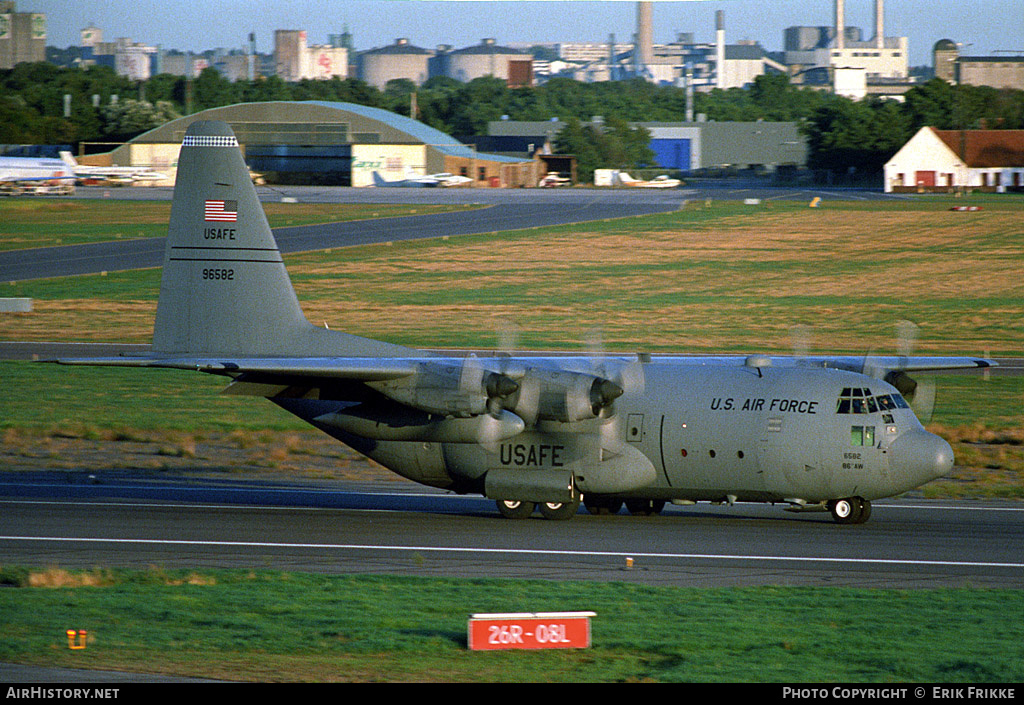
xmin=495 ymin=496 xmax=668 ymax=520
xmin=828 ymin=497 xmax=872 ymax=525
xmin=495 ymin=498 xmax=582 ymax=520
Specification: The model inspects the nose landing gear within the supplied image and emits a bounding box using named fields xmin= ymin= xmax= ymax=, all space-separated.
xmin=828 ymin=497 xmax=872 ymax=525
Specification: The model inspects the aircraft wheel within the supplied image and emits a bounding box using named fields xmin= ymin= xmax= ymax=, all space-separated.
xmin=626 ymin=499 xmax=665 ymax=516
xmin=829 ymin=497 xmax=869 ymax=525
xmin=496 ymin=499 xmax=535 ymax=519
xmin=538 ymin=499 xmax=581 ymax=521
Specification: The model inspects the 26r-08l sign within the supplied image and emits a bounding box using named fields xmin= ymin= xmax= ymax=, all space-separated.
xmin=468 ymin=612 xmax=596 ymax=651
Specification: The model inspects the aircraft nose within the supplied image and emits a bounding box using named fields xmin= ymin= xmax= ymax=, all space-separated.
xmin=888 ymin=430 xmax=954 ymax=485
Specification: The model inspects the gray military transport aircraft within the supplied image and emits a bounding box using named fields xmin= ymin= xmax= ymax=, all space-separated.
xmin=58 ymin=121 xmax=994 ymax=524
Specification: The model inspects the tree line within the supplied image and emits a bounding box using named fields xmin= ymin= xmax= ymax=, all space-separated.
xmin=2 ymin=61 xmax=1023 ymax=181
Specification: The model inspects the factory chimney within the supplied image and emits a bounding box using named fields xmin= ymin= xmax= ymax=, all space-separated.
xmin=248 ymin=32 xmax=256 ymax=81
xmin=636 ymin=1 xmax=653 ymax=75
xmin=835 ymin=0 xmax=845 ymax=51
xmin=715 ymin=10 xmax=725 ymax=89
xmin=608 ymin=33 xmax=617 ymax=81
xmin=874 ymin=0 xmax=884 ymax=49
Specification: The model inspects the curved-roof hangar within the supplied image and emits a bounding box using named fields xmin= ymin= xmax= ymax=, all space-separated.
xmin=101 ymin=101 xmax=539 ymax=187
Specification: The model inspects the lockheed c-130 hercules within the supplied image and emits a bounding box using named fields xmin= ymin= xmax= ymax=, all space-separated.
xmin=58 ymin=121 xmax=994 ymax=524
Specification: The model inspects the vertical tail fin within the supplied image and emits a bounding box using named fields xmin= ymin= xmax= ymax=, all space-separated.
xmin=152 ymin=120 xmax=411 ymax=358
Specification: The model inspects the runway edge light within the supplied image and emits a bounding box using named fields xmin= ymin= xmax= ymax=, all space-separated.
xmin=66 ymin=629 xmax=87 ymax=650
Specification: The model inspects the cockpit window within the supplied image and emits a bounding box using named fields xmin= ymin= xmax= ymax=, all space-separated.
xmin=837 ymin=387 xmax=909 ymax=414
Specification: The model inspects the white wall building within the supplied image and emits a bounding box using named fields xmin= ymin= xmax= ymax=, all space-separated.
xmin=884 ymin=126 xmax=1024 ymax=193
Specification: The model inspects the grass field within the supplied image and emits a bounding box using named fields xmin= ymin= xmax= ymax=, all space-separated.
xmin=1 ymin=567 xmax=1022 ymax=683
xmin=0 ymin=198 xmax=474 ymax=251
xmin=3 ymin=196 xmax=1022 ymax=355
xmin=1 ymin=193 xmax=1022 ymax=682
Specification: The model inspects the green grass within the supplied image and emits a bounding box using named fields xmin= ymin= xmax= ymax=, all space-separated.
xmin=0 ymin=361 xmax=304 ymax=433
xmin=0 ymin=199 xmax=477 ymax=251
xmin=1 ymin=567 xmax=1021 ymax=682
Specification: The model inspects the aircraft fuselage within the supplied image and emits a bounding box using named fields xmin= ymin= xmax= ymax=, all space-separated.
xmin=278 ymin=360 xmax=952 ymax=519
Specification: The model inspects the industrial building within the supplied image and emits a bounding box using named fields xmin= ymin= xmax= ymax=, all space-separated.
xmin=884 ymin=126 xmax=1024 ymax=193
xmin=486 ymin=119 xmax=808 ymax=174
xmin=933 ymin=40 xmax=1024 ymax=91
xmin=550 ymin=7 xmax=784 ymax=92
xmin=441 ymin=38 xmax=532 ymax=87
xmin=77 ymin=29 xmax=161 ymax=81
xmin=275 ymin=30 xmax=347 ymax=82
xmin=357 ymin=38 xmax=432 ymax=89
xmin=356 ymin=37 xmax=531 ymax=89
xmin=90 ymin=101 xmax=538 ymax=188
xmin=786 ymin=0 xmax=912 ymax=99
xmin=0 ymin=0 xmax=44 ymax=69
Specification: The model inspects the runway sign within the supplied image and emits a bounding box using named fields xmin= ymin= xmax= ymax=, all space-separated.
xmin=468 ymin=612 xmax=595 ymax=651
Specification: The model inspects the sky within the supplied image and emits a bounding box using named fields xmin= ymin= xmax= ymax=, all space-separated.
xmin=28 ymin=0 xmax=1024 ymax=68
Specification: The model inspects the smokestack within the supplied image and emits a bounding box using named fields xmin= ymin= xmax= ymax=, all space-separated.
xmin=608 ymin=33 xmax=617 ymax=81
xmin=715 ymin=10 xmax=725 ymax=89
xmin=835 ymin=0 xmax=845 ymax=51
xmin=636 ymin=1 xmax=653 ymax=73
xmin=685 ymin=66 xmax=694 ymax=121
xmin=874 ymin=0 xmax=884 ymax=49
xmin=248 ymin=32 xmax=256 ymax=81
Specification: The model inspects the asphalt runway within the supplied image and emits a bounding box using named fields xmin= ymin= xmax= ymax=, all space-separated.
xmin=0 ymin=182 xmax=900 ymax=282
xmin=1 ymin=471 xmax=1022 ymax=589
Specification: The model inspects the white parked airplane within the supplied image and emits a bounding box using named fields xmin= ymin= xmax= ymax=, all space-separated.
xmin=539 ymin=172 xmax=571 ymax=187
xmin=372 ymin=167 xmax=473 ymax=188
xmin=58 ymin=152 xmax=167 ymax=184
xmin=615 ymin=172 xmax=681 ymax=189
xmin=0 ymin=154 xmax=77 ymax=194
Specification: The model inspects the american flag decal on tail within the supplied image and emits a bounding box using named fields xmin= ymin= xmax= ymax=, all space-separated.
xmin=204 ymin=199 xmax=238 ymax=222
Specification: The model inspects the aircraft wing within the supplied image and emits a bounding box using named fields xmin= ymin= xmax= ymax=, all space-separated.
xmin=55 ymin=355 xmax=421 ymax=381
xmin=804 ymin=355 xmax=993 ymax=373
xmin=637 ymin=354 xmax=994 ymax=373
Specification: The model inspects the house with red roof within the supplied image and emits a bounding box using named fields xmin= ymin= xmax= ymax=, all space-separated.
xmin=884 ymin=126 xmax=1024 ymax=193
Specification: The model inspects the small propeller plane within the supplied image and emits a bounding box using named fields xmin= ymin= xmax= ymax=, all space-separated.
xmin=57 ymin=121 xmax=994 ymax=523
xmin=614 ymin=171 xmax=681 ymax=188
xmin=371 ymin=167 xmax=472 ymax=188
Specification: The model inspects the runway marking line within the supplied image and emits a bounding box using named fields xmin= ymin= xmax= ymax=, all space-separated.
xmin=1 ymin=535 xmax=1022 ymax=571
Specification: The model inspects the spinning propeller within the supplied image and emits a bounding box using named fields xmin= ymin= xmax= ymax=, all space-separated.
xmin=863 ymin=320 xmax=937 ymax=423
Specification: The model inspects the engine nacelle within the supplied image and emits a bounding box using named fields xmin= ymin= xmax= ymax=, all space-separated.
xmin=367 ymin=362 xmax=516 ymax=418
xmin=509 ymin=369 xmax=622 ymax=424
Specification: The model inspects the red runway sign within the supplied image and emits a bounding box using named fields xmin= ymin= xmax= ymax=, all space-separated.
xmin=468 ymin=612 xmax=595 ymax=651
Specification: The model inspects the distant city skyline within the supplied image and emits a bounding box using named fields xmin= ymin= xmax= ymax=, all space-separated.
xmin=29 ymin=0 xmax=1024 ymax=68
